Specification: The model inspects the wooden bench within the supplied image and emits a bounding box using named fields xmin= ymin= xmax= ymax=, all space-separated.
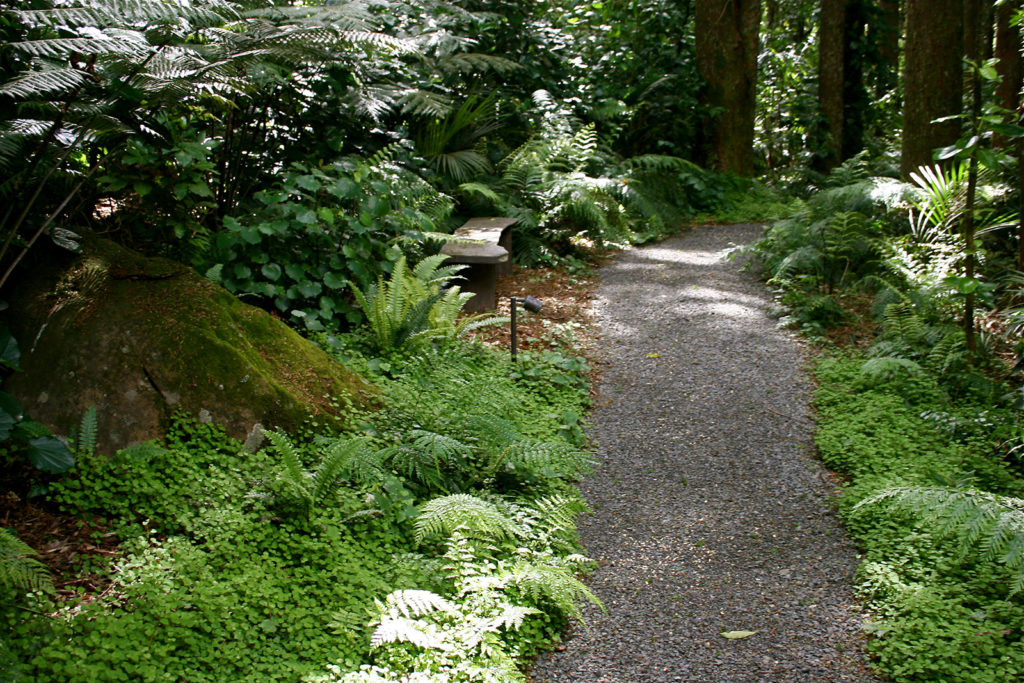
xmin=440 ymin=217 xmax=516 ymax=312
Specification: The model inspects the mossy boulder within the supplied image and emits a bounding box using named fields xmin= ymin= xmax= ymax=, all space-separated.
xmin=4 ymin=238 xmax=375 ymax=454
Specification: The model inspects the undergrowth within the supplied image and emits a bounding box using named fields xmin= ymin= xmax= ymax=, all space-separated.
xmin=1 ymin=339 xmax=594 ymax=682
xmin=814 ymin=345 xmax=1024 ymax=681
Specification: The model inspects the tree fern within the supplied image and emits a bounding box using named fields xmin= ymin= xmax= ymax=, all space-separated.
xmin=856 ymin=487 xmax=1024 ymax=595
xmin=0 ymin=528 xmax=53 ymax=595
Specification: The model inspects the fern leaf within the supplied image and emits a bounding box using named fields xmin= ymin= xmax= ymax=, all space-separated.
xmin=382 ymin=589 xmax=455 ymax=619
xmin=370 ymin=617 xmax=446 ymax=650
xmin=415 ymin=494 xmax=519 ymax=543
xmin=506 ymin=560 xmax=603 ymax=624
xmin=266 ymin=430 xmax=312 ymax=506
xmin=77 ymin=405 xmax=98 ymax=458
xmin=312 ymin=437 xmax=383 ymax=502
xmin=857 ymin=487 xmax=1024 ymax=595
xmin=0 ymin=528 xmax=53 ymax=595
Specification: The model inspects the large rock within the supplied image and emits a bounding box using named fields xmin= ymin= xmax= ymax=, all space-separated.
xmin=4 ymin=238 xmax=375 ymax=454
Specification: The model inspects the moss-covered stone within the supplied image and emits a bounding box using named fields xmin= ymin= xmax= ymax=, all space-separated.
xmin=5 ymin=238 xmax=375 ymax=454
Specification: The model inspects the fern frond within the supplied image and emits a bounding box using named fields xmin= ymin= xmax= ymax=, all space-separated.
xmin=415 ymin=494 xmax=519 ymax=543
xmin=382 ymin=589 xmax=455 ymax=619
xmin=312 ymin=436 xmax=383 ymax=501
xmin=856 ymin=487 xmax=1024 ymax=595
xmin=505 ymin=560 xmax=603 ymax=624
xmin=0 ymin=68 xmax=91 ymax=99
xmin=266 ymin=430 xmax=313 ymax=507
xmin=497 ymin=439 xmax=595 ymax=480
xmin=77 ymin=405 xmax=98 ymax=458
xmin=859 ymin=356 xmax=923 ymax=382
xmin=0 ymin=528 xmax=53 ymax=595
xmin=370 ymin=616 xmax=447 ymax=650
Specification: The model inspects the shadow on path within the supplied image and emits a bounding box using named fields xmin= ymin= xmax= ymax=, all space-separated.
xmin=529 ymin=224 xmax=880 ymax=683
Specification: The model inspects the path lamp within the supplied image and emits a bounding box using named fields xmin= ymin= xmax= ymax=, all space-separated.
xmin=510 ymin=295 xmax=543 ymax=362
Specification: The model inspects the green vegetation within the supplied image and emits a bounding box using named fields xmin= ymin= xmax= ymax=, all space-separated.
xmin=749 ymin=150 xmax=1024 ymax=680
xmin=5 ymin=0 xmax=1024 ymax=680
xmin=1 ymin=338 xmax=595 ymax=681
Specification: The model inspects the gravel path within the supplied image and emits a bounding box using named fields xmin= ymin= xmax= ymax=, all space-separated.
xmin=530 ymin=224 xmax=880 ymax=683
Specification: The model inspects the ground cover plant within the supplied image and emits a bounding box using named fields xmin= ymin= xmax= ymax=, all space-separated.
xmin=749 ymin=152 xmax=1024 ymax=680
xmin=0 ymin=324 xmax=596 ymax=681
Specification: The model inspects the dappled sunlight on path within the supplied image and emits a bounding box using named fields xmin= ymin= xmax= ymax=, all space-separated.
xmin=530 ymin=224 xmax=879 ymax=683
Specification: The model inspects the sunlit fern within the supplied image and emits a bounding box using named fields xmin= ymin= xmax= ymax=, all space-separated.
xmin=856 ymin=486 xmax=1024 ymax=595
xmin=414 ymin=493 xmax=521 ymax=544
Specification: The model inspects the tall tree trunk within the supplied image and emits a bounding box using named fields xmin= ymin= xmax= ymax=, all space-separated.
xmin=995 ymin=1 xmax=1022 ymax=148
xmin=841 ymin=0 xmax=869 ymax=160
xmin=818 ymin=0 xmax=846 ymax=172
xmin=901 ymin=0 xmax=964 ymax=178
xmin=695 ymin=0 xmax=761 ymax=176
xmin=876 ymin=0 xmax=901 ymax=97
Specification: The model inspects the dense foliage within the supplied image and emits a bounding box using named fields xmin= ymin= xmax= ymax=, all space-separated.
xmin=747 ymin=149 xmax=1024 ymax=680
xmin=1 ymin=334 xmax=595 ymax=681
xmin=5 ymin=0 xmax=1024 ymax=680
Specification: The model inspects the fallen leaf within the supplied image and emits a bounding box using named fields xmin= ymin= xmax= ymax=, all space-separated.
xmin=721 ymin=630 xmax=757 ymax=639
xmin=646 ymin=353 xmax=660 ymax=358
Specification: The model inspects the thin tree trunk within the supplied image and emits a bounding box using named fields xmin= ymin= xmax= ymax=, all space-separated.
xmin=995 ymin=1 xmax=1022 ymax=148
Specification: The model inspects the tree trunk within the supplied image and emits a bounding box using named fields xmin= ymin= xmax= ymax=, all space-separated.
xmin=841 ymin=0 xmax=869 ymax=160
xmin=995 ymin=1 xmax=1022 ymax=148
xmin=818 ymin=0 xmax=846 ymax=172
xmin=901 ymin=0 xmax=964 ymax=178
xmin=875 ymin=0 xmax=901 ymax=97
xmin=695 ymin=0 xmax=761 ymax=176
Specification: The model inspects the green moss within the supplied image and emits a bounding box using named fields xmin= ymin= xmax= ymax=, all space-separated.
xmin=5 ymin=237 xmax=376 ymax=453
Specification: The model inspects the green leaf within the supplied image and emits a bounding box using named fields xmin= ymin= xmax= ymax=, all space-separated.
xmin=721 ymin=631 xmax=757 ymax=639
xmin=241 ymin=227 xmax=262 ymax=245
xmin=262 ymin=264 xmax=282 ymax=281
xmin=296 ymin=210 xmax=318 ymax=225
xmin=936 ymin=144 xmax=964 ymax=161
xmin=0 ymin=391 xmax=21 ymax=440
xmin=976 ymin=147 xmax=1001 ymax=170
xmin=323 ymin=272 xmax=346 ymax=289
xmin=0 ymin=323 xmax=21 ymax=371
xmin=27 ymin=436 xmax=75 ymax=473
xmin=0 ymin=410 xmax=15 ymax=441
xmin=233 ymin=264 xmax=252 ymax=280
xmin=295 ymin=175 xmax=320 ymax=192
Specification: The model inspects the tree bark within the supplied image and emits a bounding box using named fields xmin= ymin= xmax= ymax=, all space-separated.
xmin=695 ymin=0 xmax=761 ymax=176
xmin=995 ymin=1 xmax=1022 ymax=148
xmin=901 ymin=0 xmax=964 ymax=178
xmin=875 ymin=0 xmax=900 ymax=97
xmin=818 ymin=0 xmax=846 ymax=172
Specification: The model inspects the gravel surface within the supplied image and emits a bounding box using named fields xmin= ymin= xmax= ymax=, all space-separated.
xmin=530 ymin=224 xmax=881 ymax=683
